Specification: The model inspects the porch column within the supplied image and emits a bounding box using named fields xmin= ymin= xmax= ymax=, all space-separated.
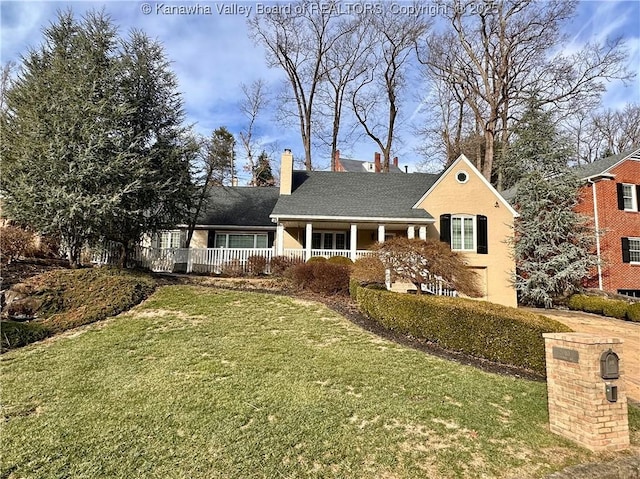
xmin=418 ymin=226 xmax=427 ymax=240
xmin=377 ymin=224 xmax=386 ymax=243
xmin=305 ymin=223 xmax=313 ymax=261
xmin=276 ymin=223 xmax=285 ymax=255
xmin=407 ymin=225 xmax=415 ymax=239
xmin=350 ymin=224 xmax=358 ymax=262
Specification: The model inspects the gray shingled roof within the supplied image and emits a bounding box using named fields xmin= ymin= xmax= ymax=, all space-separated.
xmin=199 ymin=187 xmax=279 ymax=227
xmin=573 ymin=147 xmax=640 ymax=179
xmin=271 ymin=171 xmax=439 ymax=221
xmin=339 ymin=158 xmax=404 ymax=173
xmin=499 ymin=146 xmax=640 ymax=204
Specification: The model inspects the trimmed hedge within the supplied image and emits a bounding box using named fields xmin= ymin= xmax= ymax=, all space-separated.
xmin=1 ymin=267 xmax=156 ymax=350
xmin=350 ymin=280 xmax=571 ymax=375
xmin=568 ymin=294 xmax=638 ymax=322
xmin=327 ymin=255 xmax=353 ymax=266
xmin=306 ymin=256 xmax=327 ymax=263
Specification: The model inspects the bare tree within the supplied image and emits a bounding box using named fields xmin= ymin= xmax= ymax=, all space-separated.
xmin=421 ymin=0 xmax=631 ymax=185
xmin=239 ymin=79 xmax=269 ymax=185
xmin=351 ymin=3 xmax=431 ymax=172
xmin=315 ymin=15 xmax=371 ymax=170
xmin=248 ymin=0 xmax=347 ymax=170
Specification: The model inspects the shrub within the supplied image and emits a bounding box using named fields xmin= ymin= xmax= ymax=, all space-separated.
xmin=352 ymin=282 xmax=571 ymax=375
xmin=306 ymin=256 xmax=327 ymax=263
xmin=247 ymin=255 xmax=267 ymax=276
xmin=627 ymin=303 xmax=640 ymax=322
xmin=374 ymin=237 xmax=482 ymax=297
xmin=269 ymin=256 xmax=303 ymax=276
xmin=602 ymin=300 xmax=629 ymax=320
xmin=351 ymin=256 xmax=386 ymax=284
xmin=327 ymin=255 xmax=353 ymax=266
xmin=289 ymin=262 xmax=350 ymax=295
xmin=1 ymin=321 xmax=51 ymax=351
xmin=568 ymin=294 xmax=633 ymax=321
xmin=221 ymin=259 xmax=244 ymax=277
xmin=0 ymin=226 xmax=34 ymax=263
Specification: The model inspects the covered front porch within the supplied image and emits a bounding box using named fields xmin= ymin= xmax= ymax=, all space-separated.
xmin=275 ymin=219 xmax=435 ymax=262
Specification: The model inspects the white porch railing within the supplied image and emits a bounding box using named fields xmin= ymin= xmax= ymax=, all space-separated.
xmin=90 ymin=244 xmax=457 ymax=297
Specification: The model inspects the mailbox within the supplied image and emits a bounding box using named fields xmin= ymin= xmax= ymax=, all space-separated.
xmin=600 ymin=349 xmax=620 ymax=380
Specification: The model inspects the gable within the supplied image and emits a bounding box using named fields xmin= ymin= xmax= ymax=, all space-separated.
xmin=413 ymin=155 xmax=518 ymax=218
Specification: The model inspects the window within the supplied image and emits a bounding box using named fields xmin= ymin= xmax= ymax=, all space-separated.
xmin=622 ymin=237 xmax=640 ymax=264
xmin=617 ymin=183 xmax=639 ymax=211
xmin=451 ymin=215 xmax=475 ymax=251
xmin=456 ymin=170 xmax=469 ymax=184
xmin=214 ymin=233 xmax=268 ymax=248
xmin=156 ymin=230 xmax=182 ymax=249
xmin=440 ymin=214 xmax=488 ymax=254
xmin=311 ymin=231 xmax=348 ymax=250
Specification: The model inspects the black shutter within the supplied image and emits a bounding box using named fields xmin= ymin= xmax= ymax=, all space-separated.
xmin=207 ymin=230 xmax=216 ymax=248
xmin=617 ymin=183 xmax=625 ymax=210
xmin=345 ymin=231 xmax=351 ymax=250
xmin=440 ymin=214 xmax=451 ymax=245
xmin=622 ymin=238 xmax=631 ymax=263
xmin=267 ymin=231 xmax=275 ymax=248
xmin=477 ymin=215 xmax=488 ymax=254
xmin=636 ymin=185 xmax=640 ymax=211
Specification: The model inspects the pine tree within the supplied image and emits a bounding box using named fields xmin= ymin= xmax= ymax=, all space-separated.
xmin=254 ymin=151 xmax=275 ymax=186
xmin=512 ymin=106 xmax=597 ymax=307
xmin=500 ymin=101 xmax=573 ymax=190
xmin=208 ymin=127 xmax=236 ymax=185
xmin=1 ymin=10 xmax=194 ymax=267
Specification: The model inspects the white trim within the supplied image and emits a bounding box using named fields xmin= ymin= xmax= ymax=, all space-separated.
xmin=311 ymin=229 xmax=349 ymax=250
xmin=628 ymin=237 xmax=640 ymax=264
xmin=412 ymin=155 xmax=519 ymax=218
xmin=455 ymin=170 xmax=469 ymax=184
xmin=270 ymin=214 xmax=435 ymax=223
xmin=214 ymin=231 xmax=269 ymax=249
xmin=621 ymin=183 xmax=638 ymax=212
xmin=181 ymin=224 xmax=276 ymax=231
xmin=450 ymin=214 xmax=476 ymax=252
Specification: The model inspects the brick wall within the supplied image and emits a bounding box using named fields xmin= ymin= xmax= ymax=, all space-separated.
xmin=543 ymin=333 xmax=629 ymax=452
xmin=575 ymin=159 xmax=640 ymax=292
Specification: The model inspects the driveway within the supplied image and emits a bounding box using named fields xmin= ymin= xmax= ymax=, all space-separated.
xmin=525 ymin=308 xmax=640 ymax=403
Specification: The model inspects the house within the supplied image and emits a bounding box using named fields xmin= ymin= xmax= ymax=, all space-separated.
xmin=333 ymin=151 xmax=404 ymax=173
xmin=147 ymin=149 xmax=518 ymax=306
xmin=574 ymin=147 xmax=640 ymax=297
xmin=270 ymin=149 xmax=518 ymax=306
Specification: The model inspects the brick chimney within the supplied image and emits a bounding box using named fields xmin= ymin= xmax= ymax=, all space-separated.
xmin=334 ymin=149 xmax=342 ymax=172
xmin=374 ymin=152 xmax=381 ymax=173
xmin=393 ymin=156 xmax=398 ymax=168
xmin=280 ymin=149 xmax=293 ymax=195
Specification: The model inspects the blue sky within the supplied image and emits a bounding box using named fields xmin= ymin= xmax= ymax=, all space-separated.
xmin=1 ymin=0 xmax=639 ymax=180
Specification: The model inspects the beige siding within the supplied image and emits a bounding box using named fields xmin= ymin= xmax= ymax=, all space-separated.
xmin=417 ymin=162 xmax=517 ymax=307
xmin=191 ymin=230 xmax=209 ymax=248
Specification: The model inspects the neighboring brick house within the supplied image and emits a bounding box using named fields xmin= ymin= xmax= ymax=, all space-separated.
xmin=574 ymin=148 xmax=640 ymax=297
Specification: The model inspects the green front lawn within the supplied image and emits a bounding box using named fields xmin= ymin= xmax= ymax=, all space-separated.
xmin=0 ymin=286 xmax=630 ymax=478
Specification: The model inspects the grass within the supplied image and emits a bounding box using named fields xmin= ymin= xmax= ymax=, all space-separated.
xmin=1 ymin=286 xmax=636 ymax=478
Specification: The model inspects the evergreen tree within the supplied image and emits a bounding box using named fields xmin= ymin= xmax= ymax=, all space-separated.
xmin=1 ymin=10 xmax=193 ymax=267
xmin=208 ymin=127 xmax=236 ymax=185
xmin=500 ymin=101 xmax=573 ymax=190
xmin=253 ymin=151 xmax=275 ymax=186
xmin=512 ymin=108 xmax=597 ymax=307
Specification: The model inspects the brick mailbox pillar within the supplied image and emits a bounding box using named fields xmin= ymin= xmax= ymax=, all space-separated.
xmin=543 ymin=333 xmax=629 ymax=452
